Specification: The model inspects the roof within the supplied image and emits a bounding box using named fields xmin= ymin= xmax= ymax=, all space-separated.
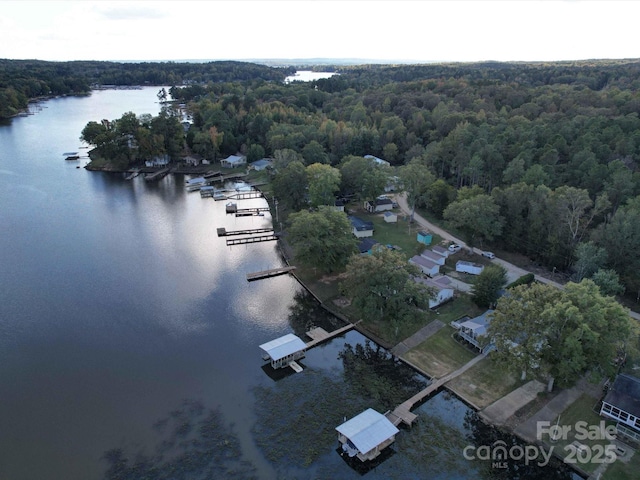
xmin=336 ymin=408 xmax=399 ymax=454
xmin=432 ymin=245 xmax=448 ymax=255
xmin=418 ymin=231 xmax=431 ymax=237
xmin=410 ymin=255 xmax=438 ymax=269
xmin=251 ymin=159 xmax=272 ymax=168
xmin=364 ymin=155 xmax=391 ymax=167
xmin=384 ymin=211 xmax=396 ymax=217
xmin=420 ymin=250 xmax=442 ymax=262
xmin=604 ymin=374 xmax=640 ymax=418
xmin=415 ymin=275 xmax=453 ymax=292
xmin=349 ymin=216 xmax=374 ymax=231
xmin=458 ymin=310 xmax=494 ymax=336
xmin=375 ymin=198 xmax=393 ymax=206
xmin=358 ymin=237 xmax=379 ymax=253
xmin=223 ymin=154 xmax=246 ymax=164
xmin=259 ymin=334 xmax=306 ymax=361
xmin=456 ymin=260 xmax=483 ymax=268
xmin=187 ymin=177 xmax=206 ymax=185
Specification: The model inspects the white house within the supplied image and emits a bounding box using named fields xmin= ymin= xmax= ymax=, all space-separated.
xmin=250 ymin=158 xmax=272 ymax=171
xmin=221 ymin=154 xmax=247 ymax=168
xmin=414 ymin=275 xmax=455 ymax=308
xmin=409 ymin=255 xmax=440 ymax=277
xmin=365 ymin=197 xmax=394 ymax=213
xmin=420 ymin=249 xmax=446 ymax=266
xmin=456 ymin=260 xmax=485 ymax=275
xmin=349 ymin=216 xmax=374 ymax=238
xmin=336 ymin=408 xmax=399 ymax=462
xmin=600 ymin=374 xmax=640 ymax=441
xmin=145 ymin=154 xmax=169 ymax=167
xmin=455 ymin=310 xmax=496 ymax=354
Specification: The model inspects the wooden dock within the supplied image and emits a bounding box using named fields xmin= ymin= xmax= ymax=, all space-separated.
xmin=209 ymin=172 xmax=248 ymax=182
xmin=386 ymin=353 xmax=487 ymax=427
xmin=226 ymin=234 xmax=278 ymax=246
xmin=144 ymin=167 xmax=170 ymax=181
xmin=305 ymin=322 xmax=357 ymax=349
xmin=246 ymin=266 xmax=296 ymax=281
xmin=225 ymin=191 xmax=263 ymax=200
xmin=217 ymin=227 xmax=274 ymax=237
xmin=125 ymin=169 xmax=140 ymax=180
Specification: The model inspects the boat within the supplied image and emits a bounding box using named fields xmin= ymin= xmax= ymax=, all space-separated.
xmin=63 ymin=152 xmax=80 ymax=161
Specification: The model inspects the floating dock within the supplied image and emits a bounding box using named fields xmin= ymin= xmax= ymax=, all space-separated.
xmin=305 ymin=323 xmax=356 ymax=349
xmin=226 ymin=191 xmax=263 ymax=200
xmin=144 ymin=167 xmax=170 ymax=181
xmin=226 ymin=234 xmax=279 ymax=246
xmin=217 ymin=227 xmax=274 ymax=237
xmin=246 ymin=266 xmax=296 ymax=281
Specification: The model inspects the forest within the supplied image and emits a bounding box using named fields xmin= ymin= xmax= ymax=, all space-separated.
xmin=11 ymin=57 xmax=640 ymax=300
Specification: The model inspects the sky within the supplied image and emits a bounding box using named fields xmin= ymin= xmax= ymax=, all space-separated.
xmin=0 ymin=1 xmax=638 ymax=63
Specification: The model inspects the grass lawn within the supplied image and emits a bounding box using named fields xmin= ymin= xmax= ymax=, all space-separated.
xmin=446 ymin=356 xmax=523 ymax=409
xmin=603 ymin=451 xmax=640 ymax=480
xmin=403 ymin=326 xmax=477 ymax=378
xmin=538 ymin=394 xmax=620 ymax=476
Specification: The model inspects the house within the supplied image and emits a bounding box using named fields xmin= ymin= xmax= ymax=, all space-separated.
xmin=600 ymin=374 xmax=640 ymax=441
xmin=420 ymin=249 xmax=445 ymax=266
xmin=221 ymin=154 xmax=246 ymax=168
xmin=455 ymin=310 xmax=495 ymax=353
xmin=349 ymin=216 xmax=374 ymax=238
xmin=336 ymin=408 xmax=399 ymax=462
xmin=431 ymin=245 xmax=450 ymax=258
xmin=456 ymin=260 xmax=485 ymax=275
xmin=414 ymin=275 xmax=455 ymax=308
xmin=334 ymin=198 xmax=346 ymax=212
xmin=183 ymin=154 xmax=203 ymax=166
xmin=250 ymin=158 xmax=272 ymax=171
xmin=365 ymin=197 xmax=394 ymax=213
xmin=364 ymin=154 xmax=391 ymax=168
xmin=358 ymin=237 xmax=379 ymax=254
xmin=145 ymin=154 xmax=169 ymax=167
xmin=409 ymin=255 xmax=440 ymax=277
xmin=417 ymin=231 xmax=433 ymax=246
xmin=259 ymin=333 xmax=307 ymax=370
xmin=383 ymin=211 xmax=397 ymax=223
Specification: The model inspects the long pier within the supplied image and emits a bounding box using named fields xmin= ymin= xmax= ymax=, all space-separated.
xmin=246 ymin=266 xmax=296 ymax=281
xmin=209 ymin=172 xmax=248 ymax=182
xmin=304 ymin=322 xmax=358 ymax=349
xmin=386 ymin=353 xmax=487 ymax=427
xmin=225 ymin=191 xmax=263 ymax=200
xmin=226 ymin=234 xmax=278 ymax=246
xmin=217 ymin=227 xmax=273 ymax=237
xmin=144 ymin=167 xmax=170 ymax=181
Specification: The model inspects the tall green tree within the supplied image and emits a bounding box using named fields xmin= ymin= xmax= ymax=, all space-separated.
xmin=442 ymin=194 xmax=503 ymax=247
xmin=287 ymin=207 xmax=358 ymax=273
xmin=488 ymin=280 xmax=632 ymax=389
xmin=272 ymin=160 xmax=308 ymax=211
xmin=399 ymin=160 xmax=436 ymax=221
xmin=340 ymin=247 xmax=434 ymax=340
xmin=306 ymin=163 xmax=341 ymax=207
xmin=471 ymin=264 xmax=508 ymax=308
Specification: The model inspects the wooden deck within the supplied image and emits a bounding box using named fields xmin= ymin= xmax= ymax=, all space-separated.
xmin=217 ymin=227 xmax=273 ymax=237
xmin=246 ymin=266 xmax=296 ymax=281
xmin=386 ymin=353 xmax=487 ymax=427
xmin=226 ymin=234 xmax=278 ymax=246
xmin=304 ymin=322 xmax=358 ymax=349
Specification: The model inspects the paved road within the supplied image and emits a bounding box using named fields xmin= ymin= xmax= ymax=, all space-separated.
xmin=394 ymin=192 xmax=640 ymax=320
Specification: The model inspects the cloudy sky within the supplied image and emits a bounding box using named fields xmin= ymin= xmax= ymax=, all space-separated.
xmin=0 ymin=1 xmax=638 ymax=63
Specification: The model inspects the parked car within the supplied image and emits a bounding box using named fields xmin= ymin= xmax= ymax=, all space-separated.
xmin=481 ymin=251 xmax=495 ymax=259
xmin=448 ymin=244 xmax=462 ymax=253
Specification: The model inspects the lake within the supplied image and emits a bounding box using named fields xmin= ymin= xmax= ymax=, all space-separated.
xmin=0 ymin=87 xmax=580 ymax=480
xmin=285 ymin=71 xmax=337 ymax=83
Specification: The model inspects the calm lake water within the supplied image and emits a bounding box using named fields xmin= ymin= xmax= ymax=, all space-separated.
xmin=0 ymin=87 xmax=580 ymax=480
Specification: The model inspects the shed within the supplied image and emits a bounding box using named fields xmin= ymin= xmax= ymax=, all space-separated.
xmin=600 ymin=374 xmax=640 ymax=441
xmin=383 ymin=211 xmax=397 ymax=223
xmin=250 ymin=158 xmax=272 ymax=171
xmin=456 ymin=260 xmax=484 ymax=275
xmin=259 ymin=333 xmax=307 ymax=370
xmin=358 ymin=237 xmax=379 ymax=254
xmin=420 ymin=249 xmax=445 ymax=266
xmin=414 ymin=275 xmax=455 ymax=308
xmin=336 ymin=408 xmax=399 ymax=462
xmin=409 ymin=255 xmax=440 ymax=277
xmin=417 ymin=231 xmax=433 ymax=245
xmin=221 ymin=154 xmax=247 ymax=168
xmin=431 ymin=245 xmax=450 ymax=258
xmin=349 ymin=216 xmax=374 ymax=238
xmin=364 ymin=154 xmax=391 ymax=168
xmin=365 ymin=197 xmax=393 ymax=213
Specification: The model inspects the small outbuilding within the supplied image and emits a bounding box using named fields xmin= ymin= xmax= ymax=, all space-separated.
xmin=249 ymin=158 xmax=272 ymax=171
xmin=221 ymin=154 xmax=247 ymax=168
xmin=336 ymin=408 xmax=399 ymax=462
xmin=420 ymin=249 xmax=445 ymax=266
xmin=259 ymin=333 xmax=307 ymax=370
xmin=409 ymin=255 xmax=440 ymax=277
xmin=417 ymin=231 xmax=433 ymax=245
xmin=358 ymin=237 xmax=379 ymax=254
xmin=383 ymin=211 xmax=397 ymax=223
xmin=365 ymin=197 xmax=394 ymax=213
xmin=414 ymin=275 xmax=455 ymax=309
xmin=349 ymin=216 xmax=374 ymax=238
xmin=456 ymin=260 xmax=485 ymax=275
xmin=431 ymin=245 xmax=450 ymax=258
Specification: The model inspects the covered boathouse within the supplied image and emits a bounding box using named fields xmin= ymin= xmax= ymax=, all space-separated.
xmin=259 ymin=333 xmax=306 ymax=370
xmin=336 ymin=408 xmax=400 ymax=462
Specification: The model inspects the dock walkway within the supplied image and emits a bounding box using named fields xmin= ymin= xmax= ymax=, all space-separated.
xmin=217 ymin=227 xmax=273 ymax=237
xmin=390 ymin=320 xmax=445 ymax=357
xmin=387 ymin=353 xmax=487 ymax=427
xmin=246 ymin=266 xmax=296 ymax=281
xmin=305 ymin=322 xmax=357 ymax=349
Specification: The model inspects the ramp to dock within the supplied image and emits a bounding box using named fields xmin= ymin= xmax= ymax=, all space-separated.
xmin=246 ymin=266 xmax=296 ymax=281
xmin=304 ymin=323 xmax=357 ymax=349
xmin=387 ymin=353 xmax=487 ymax=427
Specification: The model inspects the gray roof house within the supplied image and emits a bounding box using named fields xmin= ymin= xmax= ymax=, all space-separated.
xmin=600 ymin=374 xmax=640 ymax=441
xmin=221 ymin=154 xmax=247 ymax=168
xmin=349 ymin=216 xmax=374 ymax=238
xmin=455 ymin=310 xmax=495 ymax=354
xmin=409 ymin=255 xmax=440 ymax=277
xmin=414 ymin=275 xmax=455 ymax=309
xmin=336 ymin=408 xmax=399 ymax=462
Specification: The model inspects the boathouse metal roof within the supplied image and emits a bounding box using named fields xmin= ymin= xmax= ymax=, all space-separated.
xmin=336 ymin=408 xmax=399 ymax=455
xmin=259 ymin=333 xmax=306 ymax=361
